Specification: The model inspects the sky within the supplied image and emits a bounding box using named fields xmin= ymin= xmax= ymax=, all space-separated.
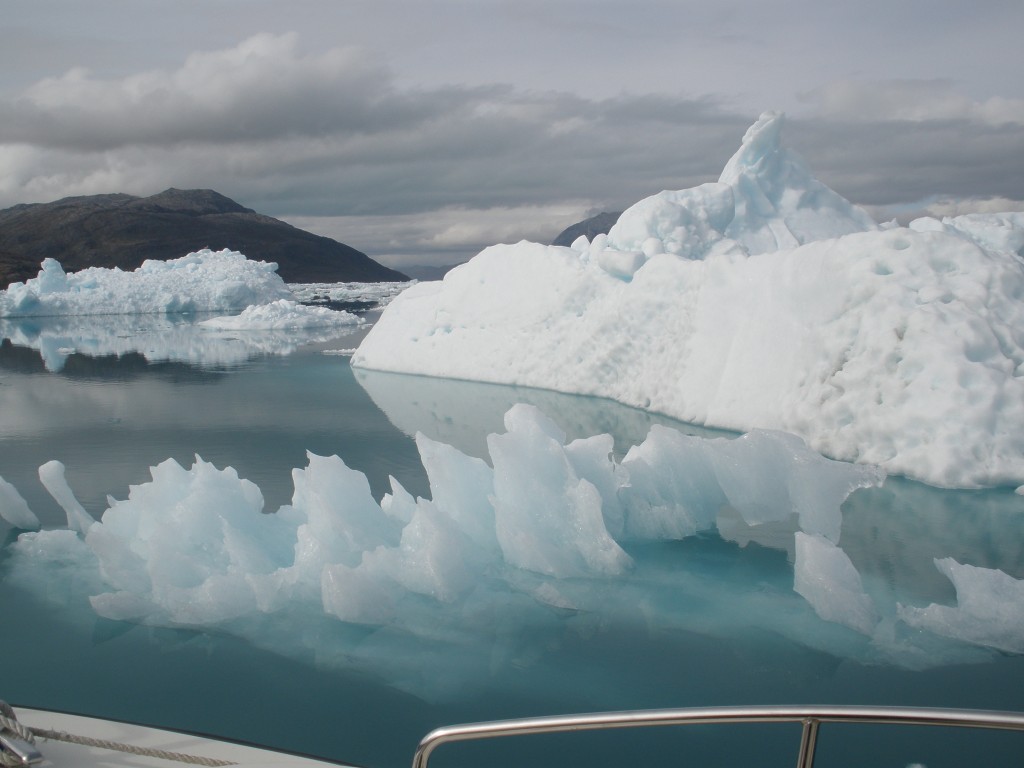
xmin=2 ymin=0 xmax=1023 ymax=270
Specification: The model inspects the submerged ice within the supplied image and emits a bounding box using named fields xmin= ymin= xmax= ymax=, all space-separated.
xmin=353 ymin=112 xmax=1024 ymax=490
xmin=4 ymin=403 xmax=1022 ymax=668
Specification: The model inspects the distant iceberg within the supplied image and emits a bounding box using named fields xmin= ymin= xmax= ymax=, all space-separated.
xmin=353 ymin=112 xmax=1024 ymax=489
xmin=0 ymin=248 xmax=293 ymax=317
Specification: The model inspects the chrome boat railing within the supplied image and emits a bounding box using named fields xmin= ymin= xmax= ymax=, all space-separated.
xmin=412 ymin=705 xmax=1024 ymax=768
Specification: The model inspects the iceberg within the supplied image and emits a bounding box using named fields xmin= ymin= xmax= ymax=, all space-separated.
xmin=353 ymin=113 xmax=1024 ymax=489
xmin=0 ymin=249 xmax=293 ymax=317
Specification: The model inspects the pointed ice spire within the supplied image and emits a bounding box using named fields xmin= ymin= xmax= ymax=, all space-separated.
xmin=607 ymin=111 xmax=877 ymax=262
xmin=719 ymin=111 xmax=877 ymax=252
xmin=718 ymin=110 xmax=787 ymax=185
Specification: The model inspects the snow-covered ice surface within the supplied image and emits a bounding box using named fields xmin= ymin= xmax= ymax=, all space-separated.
xmin=0 ymin=249 xmax=293 ymax=317
xmin=4 ymin=402 xmax=1023 ymax=688
xmin=353 ymin=112 xmax=1024 ymax=489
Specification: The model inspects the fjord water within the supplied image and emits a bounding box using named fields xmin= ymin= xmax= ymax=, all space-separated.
xmin=1 ymin=316 xmax=1022 ymax=768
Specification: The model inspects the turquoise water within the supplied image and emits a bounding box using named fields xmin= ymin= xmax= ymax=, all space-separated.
xmin=1 ymin=316 xmax=1022 ymax=768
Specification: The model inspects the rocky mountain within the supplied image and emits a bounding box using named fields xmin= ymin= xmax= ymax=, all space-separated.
xmin=0 ymin=188 xmax=407 ymax=288
xmin=551 ymin=211 xmax=622 ymax=247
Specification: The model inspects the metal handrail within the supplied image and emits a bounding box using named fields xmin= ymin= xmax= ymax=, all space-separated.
xmin=411 ymin=705 xmax=1024 ymax=768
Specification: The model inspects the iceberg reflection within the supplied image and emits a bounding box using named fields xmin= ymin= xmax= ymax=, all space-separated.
xmin=0 ymin=312 xmax=364 ymax=373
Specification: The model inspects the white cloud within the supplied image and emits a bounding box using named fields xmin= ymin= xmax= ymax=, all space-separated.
xmin=7 ymin=33 xmax=415 ymax=149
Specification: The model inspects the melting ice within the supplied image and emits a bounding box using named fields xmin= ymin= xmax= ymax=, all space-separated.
xmin=3 ymin=403 xmax=1023 ymax=689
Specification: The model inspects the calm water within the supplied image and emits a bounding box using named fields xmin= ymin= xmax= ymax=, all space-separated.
xmin=1 ymin=313 xmax=1022 ymax=768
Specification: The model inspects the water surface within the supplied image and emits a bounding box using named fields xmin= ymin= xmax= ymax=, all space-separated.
xmin=1 ymin=314 xmax=1022 ymax=768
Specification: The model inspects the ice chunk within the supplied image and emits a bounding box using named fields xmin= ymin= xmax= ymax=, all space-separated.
xmin=85 ymin=456 xmax=281 ymax=624
xmin=289 ymin=452 xmax=402 ymax=573
xmin=898 ymin=558 xmax=1024 ymax=653
xmin=620 ymin=426 xmax=725 ymax=539
xmin=488 ymin=404 xmax=632 ymax=577
xmin=708 ymin=430 xmax=884 ymax=543
xmin=361 ymin=496 xmax=480 ymax=602
xmin=416 ymin=433 xmax=497 ymax=551
xmin=0 ymin=476 xmax=40 ymax=530
xmin=565 ymin=432 xmax=628 ymax=539
xmin=794 ymin=532 xmax=878 ymax=635
xmin=321 ymin=561 xmax=396 ymax=624
xmin=38 ymin=460 xmax=95 ymax=535
xmin=620 ymin=428 xmax=883 ymax=542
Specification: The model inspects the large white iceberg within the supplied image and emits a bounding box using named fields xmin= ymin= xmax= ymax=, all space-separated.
xmin=0 ymin=249 xmax=293 ymax=317
xmin=353 ymin=113 xmax=1024 ymax=489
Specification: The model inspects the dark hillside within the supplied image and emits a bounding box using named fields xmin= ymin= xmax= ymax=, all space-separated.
xmin=0 ymin=188 xmax=407 ymax=287
xmin=551 ymin=211 xmax=622 ymax=247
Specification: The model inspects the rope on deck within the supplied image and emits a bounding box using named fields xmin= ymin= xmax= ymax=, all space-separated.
xmin=1 ymin=706 xmax=236 ymax=767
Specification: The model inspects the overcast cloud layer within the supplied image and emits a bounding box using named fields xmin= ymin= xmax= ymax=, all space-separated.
xmin=3 ymin=1 xmax=1023 ymax=268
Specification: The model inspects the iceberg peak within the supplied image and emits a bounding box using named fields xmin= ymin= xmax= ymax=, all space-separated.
xmin=715 ymin=110 xmax=877 ymax=251
xmin=606 ymin=111 xmax=876 ymax=261
xmin=719 ymin=110 xmax=786 ymax=182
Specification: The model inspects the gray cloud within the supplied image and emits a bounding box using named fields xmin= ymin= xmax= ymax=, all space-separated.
xmin=1 ymin=31 xmax=1022 ymax=268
